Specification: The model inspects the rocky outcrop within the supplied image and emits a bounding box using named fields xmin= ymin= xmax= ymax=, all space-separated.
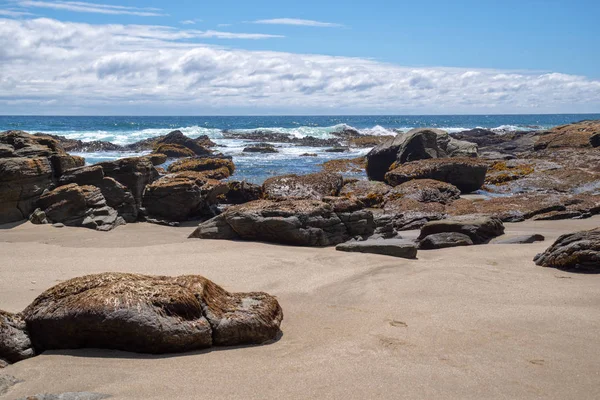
xmin=142 ymin=172 xmax=228 ymax=222
xmin=336 ymin=239 xmax=418 ymax=259
xmin=98 ymin=157 xmax=159 ymax=209
xmin=0 ymin=272 xmax=282 ymax=365
xmin=319 ymin=157 xmax=366 ymax=174
xmin=534 ymin=120 xmax=600 ymax=150
xmin=0 ymin=311 xmax=35 ymax=366
xmin=154 ymin=144 xmax=195 ymax=158
xmin=225 ymin=181 xmax=263 ymax=204
xmin=385 ymin=158 xmax=488 ymax=193
xmin=590 ymin=133 xmax=600 ymax=148
xmin=534 ymin=228 xmax=599 ymax=271
xmin=418 ymin=232 xmax=474 ymax=249
xmin=263 ymin=172 xmax=344 ymax=200
xmin=418 ymin=216 xmax=505 ymax=245
xmin=37 ymin=184 xmax=125 ymax=231
xmin=190 ymin=199 xmax=375 ymax=246
xmin=384 ymin=179 xmax=461 ymax=205
xmin=365 ymin=128 xmax=478 ymax=181
xmin=222 ymin=130 xmax=341 ymax=147
xmin=167 ymin=156 xmax=235 ymax=179
xmin=243 ymin=143 xmax=278 ymax=153
xmin=151 ymin=130 xmax=212 ymax=156
xmin=340 ymin=180 xmax=392 ymax=207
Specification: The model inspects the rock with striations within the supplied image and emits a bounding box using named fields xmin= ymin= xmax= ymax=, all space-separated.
xmin=189 ymin=199 xmax=375 ymax=246
xmin=262 ymin=172 xmax=344 ymax=201
xmin=336 ymin=239 xmax=418 ymax=259
xmin=339 ymin=180 xmax=392 ymax=207
xmin=418 ymin=232 xmax=474 ymax=249
xmin=0 ymin=310 xmax=35 ymax=366
xmin=418 ymin=215 xmax=505 ymax=245
xmin=365 ymin=128 xmax=478 ymax=181
xmin=384 ymin=179 xmax=461 ymax=205
xmin=37 ymin=184 xmax=125 ymax=231
xmin=385 ymin=158 xmax=488 ymax=193
xmin=533 ymin=228 xmax=600 ymax=271
xmin=0 ymin=272 xmax=282 ymax=365
xmin=98 ymin=157 xmax=159 ymax=209
xmin=167 ymin=156 xmax=235 ymax=177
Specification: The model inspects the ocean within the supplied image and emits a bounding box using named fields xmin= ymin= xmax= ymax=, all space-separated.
xmin=2 ymin=114 xmax=598 ymax=183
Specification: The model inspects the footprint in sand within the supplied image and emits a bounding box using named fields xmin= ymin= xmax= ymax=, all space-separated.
xmin=388 ymin=319 xmax=408 ymax=328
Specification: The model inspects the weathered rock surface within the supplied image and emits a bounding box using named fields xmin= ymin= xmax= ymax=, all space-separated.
xmin=365 ymin=128 xmax=478 ymax=181
xmin=385 ymin=158 xmax=488 ymax=193
xmin=0 ymin=311 xmax=35 ymax=366
xmin=340 ymin=180 xmax=392 ymax=207
xmin=167 ymin=156 xmax=235 ymax=179
xmin=37 ymin=184 xmax=125 ymax=231
xmin=533 ymin=228 xmax=600 ymax=271
xmin=153 ymin=143 xmax=195 ymax=158
xmin=418 ymin=216 xmax=505 ymax=244
xmin=336 ymin=239 xmax=417 ymax=259
xmin=151 ymin=130 xmax=212 ymax=156
xmin=243 ymin=143 xmax=278 ymax=153
xmin=10 ymin=273 xmax=282 ymax=360
xmin=190 ymin=199 xmax=375 ymax=246
xmin=98 ymin=157 xmax=159 ymax=209
xmin=590 ymin=133 xmax=600 ymax=148
xmin=494 ymin=234 xmax=545 ymax=244
xmin=384 ymin=179 xmax=461 ymax=205
xmin=418 ymin=232 xmax=474 ymax=249
xmin=319 ymin=157 xmax=365 ymax=175
xmin=534 ymin=120 xmax=600 ymax=150
xmin=222 ymin=130 xmax=341 ymax=147
xmin=263 ymin=172 xmax=344 ymax=200
xmin=224 ymin=181 xmax=263 ymax=204
xmin=127 ymin=131 xmax=216 ymax=152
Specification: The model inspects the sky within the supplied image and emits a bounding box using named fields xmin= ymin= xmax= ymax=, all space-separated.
xmin=0 ymin=0 xmax=599 ymax=115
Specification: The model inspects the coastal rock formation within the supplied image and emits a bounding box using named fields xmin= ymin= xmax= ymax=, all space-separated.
xmin=0 ymin=272 xmax=283 ymax=364
xmin=263 ymin=172 xmax=344 ymax=200
xmin=418 ymin=216 xmax=505 ymax=245
xmin=590 ymin=133 xmax=600 ymax=148
xmin=0 ymin=311 xmax=35 ymax=366
xmin=151 ymin=130 xmax=212 ymax=156
xmin=167 ymin=156 xmax=235 ymax=179
xmin=154 ymin=144 xmax=195 ymax=158
xmin=534 ymin=120 xmax=600 ymax=150
xmin=224 ymin=181 xmax=263 ymax=204
xmin=190 ymin=199 xmax=375 ymax=246
xmin=494 ymin=234 xmax=545 ymax=244
xmin=336 ymin=239 xmax=418 ymax=259
xmin=320 ymin=157 xmax=366 ymax=174
xmin=37 ymin=184 xmax=125 ymax=231
xmin=222 ymin=130 xmax=341 ymax=147
xmin=365 ymin=128 xmax=478 ymax=181
xmin=385 ymin=158 xmax=488 ymax=193
xmin=243 ymin=143 xmax=278 ymax=153
xmin=98 ymin=157 xmax=159 ymax=209
xmin=533 ymin=228 xmax=600 ymax=271
xmin=340 ymin=180 xmax=392 ymax=207
xmin=384 ymin=179 xmax=461 ymax=205
xmin=418 ymin=232 xmax=474 ymax=249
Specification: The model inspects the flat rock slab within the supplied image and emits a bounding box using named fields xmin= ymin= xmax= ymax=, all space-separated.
xmin=419 ymin=232 xmax=474 ymax=249
xmin=336 ymin=239 xmax=417 ymax=259
xmin=493 ymin=234 xmax=545 ymax=244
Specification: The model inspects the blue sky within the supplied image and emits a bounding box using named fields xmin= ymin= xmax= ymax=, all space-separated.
xmin=0 ymin=0 xmax=599 ymax=114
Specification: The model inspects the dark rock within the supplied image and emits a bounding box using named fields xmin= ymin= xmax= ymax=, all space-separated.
xmin=319 ymin=157 xmax=366 ymax=175
xmin=221 ymin=130 xmax=341 ymax=147
xmin=243 ymin=143 xmax=278 ymax=153
xmin=590 ymin=133 xmax=600 ymax=148
xmin=225 ymin=181 xmax=263 ymax=204
xmin=20 ymin=272 xmax=282 ymax=357
xmin=300 ymin=153 xmax=318 ymax=157
xmin=385 ymin=158 xmax=488 ymax=193
xmin=371 ymin=213 xmax=398 ymax=239
xmin=325 ymin=147 xmax=350 ymax=153
xmin=494 ymin=234 xmax=545 ymax=244
xmin=339 ymin=180 xmax=392 ymax=207
xmin=263 ymin=172 xmax=344 ymax=200
xmin=153 ymin=130 xmax=212 ymax=156
xmin=34 ymin=132 xmax=124 ymax=153
xmin=418 ymin=216 xmax=505 ymax=244
xmin=146 ymin=153 xmax=168 ymax=166
xmin=534 ymin=228 xmax=600 ymax=271
xmin=336 ymin=239 xmax=417 ymax=259
xmin=418 ymin=232 xmax=474 ymax=249
xmin=98 ymin=157 xmax=159 ymax=209
xmin=167 ymin=156 xmax=235 ymax=179
xmin=0 ymin=310 xmax=35 ymax=365
xmin=29 ymin=209 xmax=49 ymax=224
xmin=450 ymin=128 xmax=507 ymax=147
xmin=52 ymin=223 xmax=65 ymax=228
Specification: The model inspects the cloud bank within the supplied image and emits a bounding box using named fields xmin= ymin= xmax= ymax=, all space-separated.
xmin=15 ymin=1 xmax=166 ymax=16
xmin=0 ymin=17 xmax=599 ymax=114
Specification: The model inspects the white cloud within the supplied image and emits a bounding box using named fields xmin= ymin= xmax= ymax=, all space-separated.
xmin=16 ymin=1 xmax=167 ymax=16
xmin=0 ymin=17 xmax=599 ymax=114
xmin=0 ymin=9 xmax=34 ymax=17
xmin=180 ymin=19 xmax=202 ymax=25
xmin=253 ymin=18 xmax=343 ymax=28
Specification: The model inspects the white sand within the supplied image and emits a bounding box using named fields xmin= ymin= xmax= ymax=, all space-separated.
xmin=1 ymin=217 xmax=599 ymax=399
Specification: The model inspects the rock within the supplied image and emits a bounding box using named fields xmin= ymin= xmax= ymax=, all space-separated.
xmin=190 ymin=199 xmax=375 ymax=246
xmin=153 ymin=143 xmax=195 ymax=158
xmin=167 ymin=156 xmax=235 ymax=178
xmin=300 ymin=153 xmax=317 ymax=157
xmin=222 ymin=130 xmax=341 ymax=147
xmin=494 ymin=234 xmax=545 ymax=244
xmin=146 ymin=153 xmax=167 ymax=166
xmin=590 ymin=133 xmax=600 ymax=148
xmin=0 ymin=374 xmax=21 ymax=396
xmin=15 ymin=392 xmax=110 ymax=400
xmin=29 ymin=208 xmax=49 ymax=224
xmin=243 ymin=143 xmax=278 ymax=153
xmin=339 ymin=180 xmax=392 ymax=207
xmin=225 ymin=181 xmax=263 ymax=204
xmin=35 ymin=132 xmax=124 ymax=153
xmin=347 ymin=135 xmax=394 ymax=148
xmin=37 ymin=184 xmax=125 ymax=231
xmin=534 ymin=120 xmax=600 ymax=150
xmin=325 ymin=147 xmax=350 ymax=153
xmin=484 ymin=160 xmax=535 ymax=186
xmin=59 ymin=165 xmax=105 ymax=185
xmin=418 ymin=216 xmax=505 ymax=244
xmin=385 ymin=158 xmax=488 ymax=193
xmin=450 ymin=128 xmax=508 ymax=147
xmin=384 ymin=179 xmax=461 ymax=205
xmin=21 ymin=272 xmax=282 ymax=354
xmin=533 ymin=228 xmax=600 ymax=271
xmin=370 ymin=213 xmax=398 ymax=239
xmin=263 ymin=172 xmax=344 ymax=200
xmin=418 ymin=232 xmax=474 ymax=249
xmin=336 ymin=239 xmax=417 ymax=259
xmin=0 ymin=310 xmax=35 ymax=366
xmin=319 ymin=157 xmax=366 ymax=174
xmin=365 ymin=128 xmax=478 ymax=181
xmin=98 ymin=157 xmax=159 ymax=209
xmin=152 ymin=130 xmax=212 ymax=156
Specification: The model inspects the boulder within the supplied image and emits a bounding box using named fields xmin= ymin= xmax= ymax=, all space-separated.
xmin=0 ymin=310 xmax=35 ymax=366
xmin=384 ymin=179 xmax=461 ymax=205
xmin=533 ymin=228 xmax=600 ymax=271
xmin=418 ymin=232 xmax=474 ymax=249
xmin=590 ymin=133 xmax=600 ymax=148
xmin=17 ymin=272 xmax=282 ymax=358
xmin=385 ymin=158 xmax=488 ymax=193
xmin=450 ymin=128 xmax=508 ymax=147
xmin=98 ymin=157 xmax=159 ymax=209
xmin=37 ymin=184 xmax=125 ymax=231
xmin=263 ymin=172 xmax=344 ymax=200
xmin=29 ymin=208 xmax=49 ymax=224
xmin=146 ymin=153 xmax=168 ymax=166
xmin=167 ymin=156 xmax=235 ymax=177
xmin=336 ymin=239 xmax=417 ymax=259
xmin=534 ymin=120 xmax=600 ymax=150
xmin=494 ymin=234 xmax=545 ymax=244
xmin=154 ymin=143 xmax=195 ymax=158
xmin=365 ymin=128 xmax=478 ymax=181
xmin=243 ymin=143 xmax=278 ymax=153
xmin=152 ymin=130 xmax=212 ymax=156
xmin=340 ymin=180 xmax=392 ymax=207
xmin=319 ymin=157 xmax=366 ymax=174
xmin=225 ymin=181 xmax=263 ymax=204
xmin=418 ymin=216 xmax=505 ymax=244
xmin=190 ymin=199 xmax=375 ymax=246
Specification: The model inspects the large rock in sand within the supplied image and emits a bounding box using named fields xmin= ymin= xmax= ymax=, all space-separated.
xmin=262 ymin=172 xmax=344 ymax=200
xmin=418 ymin=215 xmax=505 ymax=245
xmin=533 ymin=228 xmax=600 ymax=271
xmin=339 ymin=180 xmax=392 ymax=207
xmin=336 ymin=239 xmax=417 ymax=259
xmin=11 ymin=272 xmax=282 ymax=360
xmin=385 ymin=158 xmax=488 ymax=193
xmin=98 ymin=157 xmax=159 ymax=209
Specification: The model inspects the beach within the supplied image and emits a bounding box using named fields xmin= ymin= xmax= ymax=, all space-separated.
xmin=1 ymin=217 xmax=599 ymax=399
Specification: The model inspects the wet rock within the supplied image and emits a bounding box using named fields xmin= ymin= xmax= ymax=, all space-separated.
xmin=243 ymin=143 xmax=278 ymax=153
xmin=340 ymin=180 xmax=392 ymax=207
xmin=98 ymin=157 xmax=159 ymax=209
xmin=385 ymin=158 xmax=488 ymax=193
xmin=534 ymin=228 xmax=600 ymax=271
xmin=263 ymin=172 xmax=344 ymax=200
xmin=190 ymin=199 xmax=375 ymax=246
xmin=336 ymin=239 xmax=417 ymax=259
xmin=418 ymin=216 xmax=505 ymax=244
xmin=418 ymin=232 xmax=474 ymax=249
xmin=450 ymin=128 xmax=508 ymax=147
xmin=300 ymin=153 xmax=318 ymax=157
xmin=347 ymin=135 xmax=394 ymax=148
xmin=225 ymin=181 xmax=263 ymax=204
xmin=222 ymin=130 xmax=341 ymax=147
xmin=20 ymin=272 xmax=282 ymax=356
xmin=325 ymin=147 xmax=350 ymax=153
xmin=35 ymin=133 xmax=124 ymax=153
xmin=152 ymin=130 xmax=212 ymax=156
xmin=153 ymin=143 xmax=195 ymax=158
xmin=384 ymin=179 xmax=461 ymax=205
xmin=167 ymin=156 xmax=235 ymax=179
xmin=0 ymin=310 xmax=35 ymax=365
xmin=494 ymin=234 xmax=545 ymax=244
xmin=146 ymin=153 xmax=168 ymax=166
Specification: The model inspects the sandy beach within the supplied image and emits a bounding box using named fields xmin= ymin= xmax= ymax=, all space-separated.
xmin=1 ymin=217 xmax=599 ymax=399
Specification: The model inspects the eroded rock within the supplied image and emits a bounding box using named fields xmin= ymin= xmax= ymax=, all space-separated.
xmin=336 ymin=239 xmax=417 ymax=259
xmin=263 ymin=172 xmax=344 ymax=200
xmin=418 ymin=216 xmax=505 ymax=244
xmin=533 ymin=228 xmax=600 ymax=271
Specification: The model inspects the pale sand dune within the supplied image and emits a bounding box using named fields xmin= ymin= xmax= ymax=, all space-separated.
xmin=1 ymin=217 xmax=599 ymax=399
